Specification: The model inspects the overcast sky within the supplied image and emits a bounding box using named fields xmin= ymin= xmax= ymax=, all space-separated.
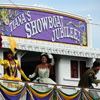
xmin=0 ymin=0 xmax=100 ymax=49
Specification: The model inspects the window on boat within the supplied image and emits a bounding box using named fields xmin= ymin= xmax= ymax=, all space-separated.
xmin=71 ymin=60 xmax=88 ymax=78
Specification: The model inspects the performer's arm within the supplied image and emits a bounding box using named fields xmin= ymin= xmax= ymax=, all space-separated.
xmin=29 ymin=66 xmax=38 ymax=78
xmin=0 ymin=58 xmax=4 ymax=65
xmin=17 ymin=65 xmax=30 ymax=81
xmin=0 ymin=59 xmax=9 ymax=73
xmin=48 ymin=54 xmax=55 ymax=66
xmin=0 ymin=58 xmax=7 ymax=66
xmin=89 ymin=73 xmax=100 ymax=84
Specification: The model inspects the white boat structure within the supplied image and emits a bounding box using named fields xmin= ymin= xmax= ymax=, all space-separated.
xmin=0 ymin=4 xmax=100 ymax=99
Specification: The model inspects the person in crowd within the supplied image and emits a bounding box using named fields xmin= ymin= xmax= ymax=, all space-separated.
xmin=78 ymin=61 xmax=100 ymax=88
xmin=29 ymin=53 xmax=56 ymax=84
xmin=0 ymin=51 xmax=30 ymax=81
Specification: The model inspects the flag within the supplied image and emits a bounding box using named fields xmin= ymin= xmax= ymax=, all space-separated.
xmin=8 ymin=37 xmax=17 ymax=54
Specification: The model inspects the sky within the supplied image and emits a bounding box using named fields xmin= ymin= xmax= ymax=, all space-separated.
xmin=0 ymin=0 xmax=100 ymax=49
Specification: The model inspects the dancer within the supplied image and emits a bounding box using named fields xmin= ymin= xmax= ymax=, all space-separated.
xmin=0 ymin=51 xmax=30 ymax=81
xmin=29 ymin=53 xmax=56 ymax=84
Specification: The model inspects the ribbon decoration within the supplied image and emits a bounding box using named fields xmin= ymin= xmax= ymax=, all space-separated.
xmin=57 ymin=89 xmax=81 ymax=100
xmin=29 ymin=86 xmax=54 ymax=100
xmin=0 ymin=83 xmax=27 ymax=100
xmin=0 ymin=83 xmax=99 ymax=100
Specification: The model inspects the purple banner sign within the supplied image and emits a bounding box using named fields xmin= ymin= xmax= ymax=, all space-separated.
xmin=0 ymin=7 xmax=87 ymax=46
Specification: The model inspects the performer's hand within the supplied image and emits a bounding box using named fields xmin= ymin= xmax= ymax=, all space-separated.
xmin=0 ymin=58 xmax=4 ymax=65
xmin=29 ymin=73 xmax=36 ymax=78
xmin=29 ymin=74 xmax=33 ymax=78
xmin=96 ymin=83 xmax=98 ymax=87
xmin=47 ymin=53 xmax=53 ymax=59
xmin=0 ymin=58 xmax=2 ymax=64
xmin=27 ymin=78 xmax=31 ymax=81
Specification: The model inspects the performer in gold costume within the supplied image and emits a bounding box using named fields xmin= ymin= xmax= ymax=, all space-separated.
xmin=0 ymin=51 xmax=30 ymax=81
